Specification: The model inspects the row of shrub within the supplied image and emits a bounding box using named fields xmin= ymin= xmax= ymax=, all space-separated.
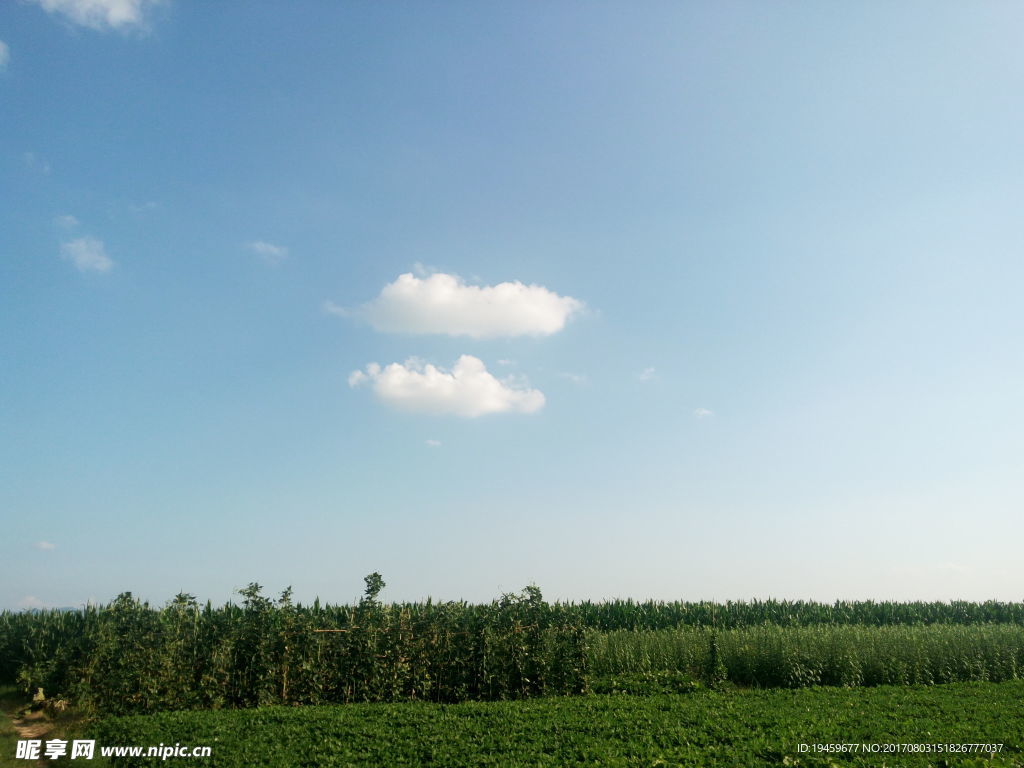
xmin=590 ymin=624 xmax=1024 ymax=688
xmin=0 ymin=577 xmax=588 ymax=715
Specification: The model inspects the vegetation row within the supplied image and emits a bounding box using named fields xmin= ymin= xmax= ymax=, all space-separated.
xmin=4 ymin=578 xmax=1024 ymax=716
xmin=549 ymin=597 xmax=1024 ymax=630
xmin=89 ymin=682 xmax=1024 ymax=767
xmin=0 ymin=577 xmax=587 ymax=715
xmin=591 ymin=624 xmax=1024 ymax=689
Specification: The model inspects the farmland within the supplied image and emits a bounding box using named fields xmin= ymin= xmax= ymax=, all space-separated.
xmin=88 ymin=682 xmax=1024 ymax=767
xmin=591 ymin=624 xmax=1024 ymax=687
xmin=4 ymin=585 xmax=1024 ymax=766
xmin=3 ymin=583 xmax=1024 ymax=715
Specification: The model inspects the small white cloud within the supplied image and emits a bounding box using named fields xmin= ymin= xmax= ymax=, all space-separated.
xmin=496 ymin=359 xmax=515 ymax=367
xmin=24 ymin=151 xmax=51 ymax=175
xmin=31 ymin=0 xmax=164 ymax=32
xmin=638 ymin=367 xmax=656 ymax=382
xmin=55 ymin=214 xmax=79 ymax=229
xmin=61 ymin=236 xmax=114 ymax=272
xmin=128 ymin=200 xmax=159 ymax=213
xmin=558 ymin=372 xmax=588 ymax=385
xmin=246 ymin=240 xmax=288 ymax=265
xmin=941 ymin=562 xmax=973 ymax=575
xmin=34 ymin=541 xmax=57 ymax=551
xmin=694 ymin=408 xmax=714 ymax=419
xmin=349 ymin=355 xmax=545 ymax=418
xmin=0 ymin=41 xmax=10 ymax=71
xmin=18 ymin=596 xmax=47 ymax=610
xmin=425 ymin=439 xmax=442 ymax=447
xmin=348 ymin=271 xmax=584 ymax=338
xmin=322 ymin=300 xmax=350 ymax=317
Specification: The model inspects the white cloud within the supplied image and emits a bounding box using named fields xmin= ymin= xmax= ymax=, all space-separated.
xmin=18 ymin=596 xmax=47 ymax=610
xmin=349 ymin=355 xmax=545 ymax=418
xmin=322 ymin=300 xmax=349 ymax=317
xmin=31 ymin=0 xmax=164 ymax=31
xmin=351 ymin=271 xmax=584 ymax=338
xmin=496 ymin=359 xmax=515 ymax=367
xmin=558 ymin=372 xmax=588 ymax=385
xmin=24 ymin=151 xmax=51 ymax=175
xmin=55 ymin=214 xmax=79 ymax=229
xmin=34 ymin=541 xmax=57 ymax=551
xmin=61 ymin=236 xmax=114 ymax=272
xmin=425 ymin=439 xmax=442 ymax=447
xmin=694 ymin=407 xmax=714 ymax=419
xmin=638 ymin=367 xmax=656 ymax=382
xmin=246 ymin=240 xmax=288 ymax=265
xmin=0 ymin=41 xmax=9 ymax=71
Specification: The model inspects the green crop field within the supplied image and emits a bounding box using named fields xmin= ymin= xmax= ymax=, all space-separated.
xmin=590 ymin=624 xmax=1024 ymax=687
xmin=5 ymin=587 xmax=1024 ymax=766
xmin=5 ymin=585 xmax=1024 ymax=716
xmin=88 ymin=681 xmax=1024 ymax=767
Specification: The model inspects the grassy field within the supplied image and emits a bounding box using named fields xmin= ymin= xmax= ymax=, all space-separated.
xmin=87 ymin=681 xmax=1024 ymax=767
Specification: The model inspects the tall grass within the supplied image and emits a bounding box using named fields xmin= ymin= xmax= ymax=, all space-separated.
xmin=589 ymin=624 xmax=1024 ymax=687
xmin=551 ymin=599 xmax=1024 ymax=630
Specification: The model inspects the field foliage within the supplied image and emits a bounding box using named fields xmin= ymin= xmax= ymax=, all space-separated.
xmin=89 ymin=681 xmax=1024 ymax=767
xmin=0 ymin=580 xmax=586 ymax=715
xmin=551 ymin=598 xmax=1024 ymax=630
xmin=591 ymin=624 xmax=1024 ymax=688
xmin=4 ymin=584 xmax=1024 ymax=717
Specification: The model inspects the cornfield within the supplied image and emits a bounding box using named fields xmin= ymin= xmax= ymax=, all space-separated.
xmin=590 ymin=624 xmax=1024 ymax=687
xmin=548 ymin=598 xmax=1024 ymax=630
xmin=4 ymin=582 xmax=1024 ymax=716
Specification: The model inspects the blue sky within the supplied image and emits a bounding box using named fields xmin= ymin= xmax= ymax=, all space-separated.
xmin=2 ymin=1 xmax=1023 ymax=609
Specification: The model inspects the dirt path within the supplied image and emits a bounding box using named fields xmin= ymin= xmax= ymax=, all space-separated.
xmin=0 ymin=688 xmax=52 ymax=767
xmin=10 ymin=709 xmax=53 ymax=741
